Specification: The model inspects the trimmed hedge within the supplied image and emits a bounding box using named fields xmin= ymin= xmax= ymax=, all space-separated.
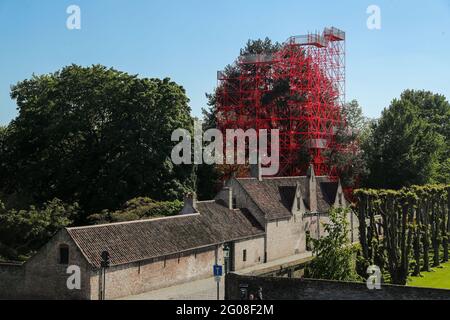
xmin=354 ymin=184 xmax=450 ymax=284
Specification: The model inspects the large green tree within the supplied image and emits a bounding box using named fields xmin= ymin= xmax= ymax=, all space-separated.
xmin=0 ymin=65 xmax=194 ymax=220
xmin=364 ymin=90 xmax=449 ymax=189
xmin=398 ymin=90 xmax=450 ymax=184
xmin=87 ymin=197 xmax=183 ymax=224
xmin=325 ymin=100 xmax=371 ymax=189
xmin=0 ymin=199 xmax=77 ymax=260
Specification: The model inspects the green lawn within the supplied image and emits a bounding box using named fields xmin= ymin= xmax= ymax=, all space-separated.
xmin=408 ymin=261 xmax=450 ymax=289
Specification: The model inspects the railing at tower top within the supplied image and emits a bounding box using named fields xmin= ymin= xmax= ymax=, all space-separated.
xmin=229 ymin=27 xmax=345 ymax=69
xmin=285 ymin=27 xmax=345 ymax=48
xmin=323 ymin=27 xmax=345 ymax=41
xmin=286 ymin=33 xmax=328 ymax=47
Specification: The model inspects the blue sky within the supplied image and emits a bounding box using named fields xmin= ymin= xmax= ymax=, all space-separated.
xmin=0 ymin=0 xmax=449 ymax=125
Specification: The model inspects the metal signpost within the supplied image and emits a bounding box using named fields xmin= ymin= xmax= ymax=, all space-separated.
xmin=213 ymin=264 xmax=223 ymax=300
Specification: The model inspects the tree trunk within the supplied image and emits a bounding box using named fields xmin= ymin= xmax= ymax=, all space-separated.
xmin=412 ymin=231 xmax=421 ymax=276
xmin=357 ymin=194 xmax=368 ymax=260
xmin=421 ymin=201 xmax=431 ymax=272
xmin=443 ymin=194 xmax=450 ymax=262
xmin=442 ymin=202 xmax=448 ymax=262
xmin=432 ymin=197 xmax=441 ymax=267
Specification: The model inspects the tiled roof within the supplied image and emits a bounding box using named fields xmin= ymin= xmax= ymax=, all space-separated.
xmin=236 ymin=177 xmax=307 ymax=220
xmin=67 ymin=201 xmax=264 ymax=268
xmin=236 ymin=176 xmax=338 ymax=220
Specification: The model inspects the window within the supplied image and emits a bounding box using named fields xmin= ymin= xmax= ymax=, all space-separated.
xmin=243 ymin=249 xmax=247 ymax=262
xmin=305 ymin=231 xmax=312 ymax=251
xmin=338 ymin=192 xmax=343 ymax=206
xmin=232 ymin=197 xmax=237 ymax=209
xmin=59 ymin=245 xmax=69 ymax=264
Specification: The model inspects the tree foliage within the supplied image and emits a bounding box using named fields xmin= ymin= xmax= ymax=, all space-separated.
xmin=0 ymin=65 xmax=194 ymax=219
xmin=87 ymin=197 xmax=183 ymax=224
xmin=0 ymin=199 xmax=77 ymax=261
xmin=324 ymin=100 xmax=371 ymax=190
xmin=306 ymin=207 xmax=360 ymax=281
xmin=202 ymin=38 xmax=282 ymax=130
xmin=363 ymin=90 xmax=449 ymax=189
xmin=197 ymin=38 xmax=283 ymax=199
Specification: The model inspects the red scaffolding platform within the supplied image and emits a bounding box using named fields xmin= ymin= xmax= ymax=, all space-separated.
xmin=216 ymin=27 xmax=346 ymax=177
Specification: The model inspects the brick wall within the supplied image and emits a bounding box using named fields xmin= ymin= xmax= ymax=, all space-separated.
xmin=90 ymin=245 xmax=224 ymax=300
xmin=1 ymin=232 xmax=266 ymax=299
xmin=91 ymin=237 xmax=266 ymax=300
xmin=0 ymin=230 xmax=91 ymax=299
xmin=225 ymin=273 xmax=450 ymax=300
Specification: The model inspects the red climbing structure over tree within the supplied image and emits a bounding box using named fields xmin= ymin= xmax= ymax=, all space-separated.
xmin=216 ymin=27 xmax=346 ymax=178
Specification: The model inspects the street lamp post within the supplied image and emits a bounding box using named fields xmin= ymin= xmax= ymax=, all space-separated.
xmin=100 ymin=250 xmax=110 ymax=300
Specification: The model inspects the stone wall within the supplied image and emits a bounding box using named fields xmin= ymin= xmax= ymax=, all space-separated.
xmin=0 ymin=229 xmax=91 ymax=299
xmin=225 ymin=273 xmax=450 ymax=300
xmin=223 ymin=177 xmax=359 ymax=263
xmin=266 ymin=215 xmax=305 ymax=261
xmin=303 ymin=213 xmax=325 ymax=240
xmin=222 ymin=179 xmax=269 ymax=262
xmin=1 ymin=230 xmax=266 ymax=299
xmin=0 ymin=263 xmax=24 ymax=299
xmin=233 ymin=237 xmax=265 ymax=270
xmin=90 ymin=245 xmax=223 ymax=300
xmin=91 ymin=236 xmax=265 ymax=300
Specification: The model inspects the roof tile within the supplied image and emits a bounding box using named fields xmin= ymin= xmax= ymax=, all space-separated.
xmin=67 ymin=201 xmax=264 ymax=268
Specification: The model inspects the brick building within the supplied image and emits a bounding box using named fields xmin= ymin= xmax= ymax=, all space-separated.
xmin=0 ymin=165 xmax=356 ymax=299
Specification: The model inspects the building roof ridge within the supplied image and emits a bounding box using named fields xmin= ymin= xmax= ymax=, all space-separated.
xmin=66 ymin=212 xmax=200 ymax=230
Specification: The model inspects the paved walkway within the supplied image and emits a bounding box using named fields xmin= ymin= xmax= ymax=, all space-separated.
xmin=120 ymin=252 xmax=313 ymax=300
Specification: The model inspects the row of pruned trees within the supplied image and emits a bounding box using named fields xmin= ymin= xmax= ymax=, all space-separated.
xmin=354 ymin=185 xmax=450 ymax=285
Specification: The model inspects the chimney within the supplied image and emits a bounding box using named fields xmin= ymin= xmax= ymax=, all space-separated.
xmin=226 ymin=187 xmax=233 ymax=209
xmin=214 ymin=187 xmax=233 ymax=210
xmin=215 ymin=187 xmax=233 ymax=210
xmin=306 ymin=164 xmax=317 ymax=212
xmin=250 ymin=161 xmax=262 ymax=181
xmin=181 ymin=192 xmax=197 ymax=214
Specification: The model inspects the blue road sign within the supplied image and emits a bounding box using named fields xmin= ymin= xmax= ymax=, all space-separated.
xmin=213 ymin=264 xmax=223 ymax=277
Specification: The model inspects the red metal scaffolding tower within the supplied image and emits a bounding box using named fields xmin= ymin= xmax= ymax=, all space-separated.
xmin=216 ymin=27 xmax=345 ymax=177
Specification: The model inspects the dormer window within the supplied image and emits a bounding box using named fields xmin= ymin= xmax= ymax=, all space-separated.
xmin=297 ymin=196 xmax=301 ymax=211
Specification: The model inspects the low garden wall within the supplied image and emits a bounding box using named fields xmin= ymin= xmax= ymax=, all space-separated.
xmin=225 ymin=273 xmax=450 ymax=300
